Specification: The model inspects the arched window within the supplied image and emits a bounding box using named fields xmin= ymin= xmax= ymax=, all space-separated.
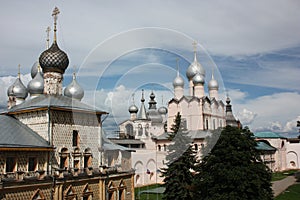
xmin=163 ymin=144 xmax=167 ymax=151
xmin=84 ymin=148 xmax=92 ymax=168
xmin=59 ymin=148 xmax=69 ymax=169
xmin=125 ymin=124 xmax=134 ymax=138
xmin=158 ymin=145 xmax=161 ymax=151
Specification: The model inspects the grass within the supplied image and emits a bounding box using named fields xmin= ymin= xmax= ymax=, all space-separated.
xmin=272 ymin=169 xmax=299 ymax=181
xmin=135 ymin=184 xmax=163 ymax=200
xmin=275 ymin=183 xmax=300 ymax=200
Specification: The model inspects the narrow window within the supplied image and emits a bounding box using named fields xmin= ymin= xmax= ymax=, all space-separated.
xmin=194 ymin=144 xmax=198 ymax=151
xmin=6 ymin=157 xmax=16 ymax=173
xmin=73 ymin=130 xmax=79 ymax=147
xmin=28 ymin=157 xmax=37 ymax=171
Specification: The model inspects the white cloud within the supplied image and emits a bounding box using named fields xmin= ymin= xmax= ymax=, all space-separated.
xmin=237 ymin=108 xmax=257 ymax=125
xmin=232 ymin=91 xmax=300 ymax=134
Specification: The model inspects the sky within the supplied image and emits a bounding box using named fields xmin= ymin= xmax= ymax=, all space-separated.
xmin=0 ymin=0 xmax=300 ymax=137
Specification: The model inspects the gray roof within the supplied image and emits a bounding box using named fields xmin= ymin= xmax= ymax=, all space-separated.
xmin=101 ymin=131 xmax=135 ymax=152
xmin=153 ymin=130 xmax=212 ymax=141
xmin=109 ymin=139 xmax=145 ymax=145
xmin=187 ymin=130 xmax=212 ymax=139
xmin=0 ymin=115 xmax=52 ymax=149
xmin=5 ymin=94 xmax=107 ymax=114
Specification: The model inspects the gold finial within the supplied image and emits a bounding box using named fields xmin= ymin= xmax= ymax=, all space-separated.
xmin=18 ymin=64 xmax=21 ymax=78
xmin=37 ymin=62 xmax=41 ymax=72
xmin=52 ymin=7 xmax=60 ymax=42
xmin=46 ymin=26 xmax=51 ymax=49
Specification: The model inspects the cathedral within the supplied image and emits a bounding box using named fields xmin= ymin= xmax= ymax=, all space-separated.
xmin=115 ymin=44 xmax=240 ymax=186
xmin=0 ymin=7 xmax=134 ymax=200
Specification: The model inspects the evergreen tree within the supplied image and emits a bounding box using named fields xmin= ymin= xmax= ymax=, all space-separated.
xmin=193 ymin=126 xmax=273 ymax=200
xmin=161 ymin=112 xmax=196 ymax=200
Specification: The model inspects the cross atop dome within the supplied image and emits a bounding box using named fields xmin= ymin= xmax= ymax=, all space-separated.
xmin=52 ymin=7 xmax=60 ymax=42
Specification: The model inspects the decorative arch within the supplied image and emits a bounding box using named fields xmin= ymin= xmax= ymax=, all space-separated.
xmin=59 ymin=148 xmax=69 ymax=169
xmin=82 ymin=183 xmax=93 ymax=200
xmin=118 ymin=179 xmax=126 ymax=200
xmin=64 ymin=185 xmax=77 ymax=200
xmin=134 ymin=161 xmax=143 ymax=185
xmin=31 ymin=189 xmax=45 ymax=200
xmin=287 ymin=151 xmax=299 ymax=168
xmin=84 ymin=148 xmax=93 ymax=168
xmin=125 ymin=123 xmax=134 ymax=138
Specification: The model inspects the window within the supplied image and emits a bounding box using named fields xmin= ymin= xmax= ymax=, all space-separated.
xmin=6 ymin=157 xmax=16 ymax=173
xmin=28 ymin=157 xmax=37 ymax=171
xmin=72 ymin=130 xmax=79 ymax=147
xmin=158 ymin=145 xmax=161 ymax=151
xmin=163 ymin=144 xmax=167 ymax=151
xmin=205 ymin=119 xmax=209 ymax=130
xmin=194 ymin=144 xmax=198 ymax=151
xmin=213 ymin=119 xmax=216 ymax=130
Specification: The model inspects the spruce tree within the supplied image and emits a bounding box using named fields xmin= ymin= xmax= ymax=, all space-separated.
xmin=161 ymin=112 xmax=196 ymax=200
xmin=193 ymin=126 xmax=273 ymax=200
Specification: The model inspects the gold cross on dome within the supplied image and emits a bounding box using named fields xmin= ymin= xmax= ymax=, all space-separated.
xmin=46 ymin=26 xmax=51 ymax=49
xmin=18 ymin=64 xmax=21 ymax=78
xmin=52 ymin=7 xmax=60 ymax=23
xmin=192 ymin=41 xmax=197 ymax=52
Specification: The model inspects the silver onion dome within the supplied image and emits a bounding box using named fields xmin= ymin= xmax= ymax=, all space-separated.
xmin=27 ymin=68 xmax=44 ymax=95
xmin=7 ymin=85 xmax=14 ymax=96
xmin=173 ymin=75 xmax=184 ymax=88
xmin=8 ymin=77 xmax=28 ymax=99
xmin=31 ymin=61 xmax=44 ymax=78
xmin=158 ymin=106 xmax=168 ymax=115
xmin=147 ymin=110 xmax=163 ymax=123
xmin=192 ymin=73 xmax=205 ymax=85
xmin=208 ymin=74 xmax=219 ymax=90
xmin=129 ymin=104 xmax=139 ymax=113
xmin=186 ymin=52 xmax=205 ymax=80
xmin=64 ymin=73 xmax=84 ymax=101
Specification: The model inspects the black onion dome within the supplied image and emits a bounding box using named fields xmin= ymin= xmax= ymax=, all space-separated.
xmin=39 ymin=42 xmax=69 ymax=74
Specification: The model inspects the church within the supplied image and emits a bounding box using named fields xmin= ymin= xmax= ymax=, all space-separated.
xmin=0 ymin=7 xmax=134 ymax=200
xmin=115 ymin=44 xmax=241 ymax=186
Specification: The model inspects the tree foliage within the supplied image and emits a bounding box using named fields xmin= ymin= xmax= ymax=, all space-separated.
xmin=193 ymin=126 xmax=273 ymax=200
xmin=161 ymin=112 xmax=196 ymax=200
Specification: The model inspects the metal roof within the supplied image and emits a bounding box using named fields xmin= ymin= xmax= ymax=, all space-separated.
xmin=109 ymin=139 xmax=145 ymax=145
xmin=5 ymin=94 xmax=107 ymax=114
xmin=0 ymin=115 xmax=52 ymax=149
xmin=254 ymin=132 xmax=285 ymax=139
xmin=256 ymin=141 xmax=276 ymax=151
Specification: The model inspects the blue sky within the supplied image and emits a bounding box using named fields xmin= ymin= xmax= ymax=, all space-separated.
xmin=0 ymin=1 xmax=299 ymax=137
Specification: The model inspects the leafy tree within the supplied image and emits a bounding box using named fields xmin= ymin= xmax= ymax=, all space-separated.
xmin=161 ymin=112 xmax=196 ymax=200
xmin=193 ymin=126 xmax=273 ymax=200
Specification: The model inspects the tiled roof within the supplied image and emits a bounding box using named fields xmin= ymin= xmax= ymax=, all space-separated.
xmin=254 ymin=132 xmax=285 ymax=139
xmin=5 ymin=94 xmax=107 ymax=114
xmin=0 ymin=115 xmax=52 ymax=149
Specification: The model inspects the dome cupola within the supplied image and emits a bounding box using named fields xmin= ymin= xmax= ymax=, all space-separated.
xmin=7 ymin=65 xmax=28 ymax=99
xmin=39 ymin=7 xmax=69 ymax=74
xmin=186 ymin=41 xmax=205 ymax=80
xmin=192 ymin=73 xmax=205 ymax=85
xmin=27 ymin=64 xmax=44 ymax=96
xmin=64 ymin=72 xmax=84 ymax=101
xmin=208 ymin=73 xmax=219 ymax=90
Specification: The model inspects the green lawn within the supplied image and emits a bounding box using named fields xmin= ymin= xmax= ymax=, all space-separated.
xmin=272 ymin=170 xmax=298 ymax=181
xmin=275 ymin=183 xmax=300 ymax=200
xmin=135 ymin=184 xmax=163 ymax=200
